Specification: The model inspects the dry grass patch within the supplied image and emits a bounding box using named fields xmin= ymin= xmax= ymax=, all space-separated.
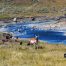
xmin=0 ymin=41 xmax=66 ymax=66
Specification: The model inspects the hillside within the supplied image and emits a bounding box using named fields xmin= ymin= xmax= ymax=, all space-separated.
xmin=0 ymin=0 xmax=66 ymax=18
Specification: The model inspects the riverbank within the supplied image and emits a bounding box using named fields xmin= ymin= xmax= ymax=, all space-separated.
xmin=0 ymin=39 xmax=66 ymax=66
xmin=0 ymin=15 xmax=66 ymax=24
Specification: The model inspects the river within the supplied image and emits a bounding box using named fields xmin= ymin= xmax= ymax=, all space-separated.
xmin=0 ymin=20 xmax=66 ymax=44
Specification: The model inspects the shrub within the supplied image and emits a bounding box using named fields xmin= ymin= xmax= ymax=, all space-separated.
xmin=37 ymin=8 xmax=49 ymax=13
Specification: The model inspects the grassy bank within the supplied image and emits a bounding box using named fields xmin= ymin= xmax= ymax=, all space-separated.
xmin=0 ymin=40 xmax=66 ymax=66
xmin=0 ymin=25 xmax=66 ymax=66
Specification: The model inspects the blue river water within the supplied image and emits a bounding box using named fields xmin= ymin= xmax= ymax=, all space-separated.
xmin=1 ymin=20 xmax=66 ymax=44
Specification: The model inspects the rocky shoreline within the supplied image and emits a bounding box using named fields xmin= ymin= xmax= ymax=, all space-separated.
xmin=0 ymin=15 xmax=66 ymax=23
xmin=0 ymin=15 xmax=66 ymax=30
